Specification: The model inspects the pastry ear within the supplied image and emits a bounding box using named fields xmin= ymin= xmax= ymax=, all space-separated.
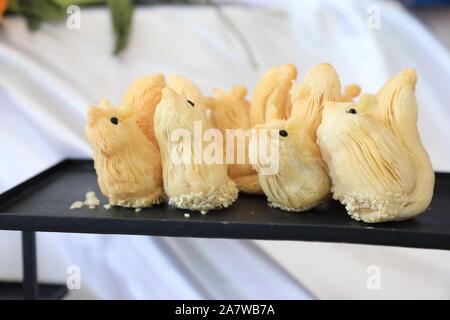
xmin=232 ymin=85 xmax=247 ymax=99
xmin=87 ymin=105 xmax=102 ymax=127
xmin=286 ymin=116 xmax=302 ymax=132
xmin=99 ymin=98 xmax=114 ymax=109
xmin=358 ymin=93 xmax=378 ymax=114
xmin=342 ymin=84 xmax=361 ymax=101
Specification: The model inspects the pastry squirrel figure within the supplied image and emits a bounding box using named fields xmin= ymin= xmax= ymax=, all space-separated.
xmin=154 ymin=87 xmax=238 ymax=212
xmin=317 ymin=69 xmax=434 ymax=223
xmin=85 ymin=99 xmax=164 ymax=208
xmin=250 ymin=107 xmax=330 ymax=211
xmin=206 ymin=85 xmax=263 ymax=194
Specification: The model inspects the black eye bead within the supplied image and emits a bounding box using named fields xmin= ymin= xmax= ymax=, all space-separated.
xmin=347 ymin=108 xmax=357 ymax=114
xmin=187 ymin=100 xmax=195 ymax=107
xmin=279 ymin=130 xmax=288 ymax=137
xmin=111 ymin=117 xmax=119 ymax=125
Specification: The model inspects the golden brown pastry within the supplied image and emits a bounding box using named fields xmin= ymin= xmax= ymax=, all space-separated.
xmin=206 ymin=85 xmax=263 ymax=194
xmin=123 ymin=73 xmax=165 ymax=146
xmin=374 ymin=69 xmax=434 ymax=220
xmin=154 ymin=87 xmax=238 ymax=212
xmin=251 ymin=109 xmax=330 ymax=212
xmin=85 ymin=100 xmax=164 ymax=208
xmin=289 ymin=63 xmax=360 ymax=140
xmin=166 ymin=74 xmax=211 ymax=127
xmin=317 ymin=70 xmax=434 ymax=222
xmin=250 ymin=64 xmax=297 ymax=126
xmin=207 ymin=86 xmax=250 ymax=130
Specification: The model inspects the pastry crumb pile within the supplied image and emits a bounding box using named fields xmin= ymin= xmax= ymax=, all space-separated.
xmin=70 ymin=191 xmax=100 ymax=210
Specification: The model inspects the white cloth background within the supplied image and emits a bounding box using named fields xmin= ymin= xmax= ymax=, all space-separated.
xmin=0 ymin=0 xmax=449 ymax=299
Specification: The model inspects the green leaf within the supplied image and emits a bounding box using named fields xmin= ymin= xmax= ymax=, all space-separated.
xmin=27 ymin=16 xmax=43 ymax=30
xmin=107 ymin=0 xmax=134 ymax=55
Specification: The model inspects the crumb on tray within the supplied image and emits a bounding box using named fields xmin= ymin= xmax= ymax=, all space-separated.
xmin=70 ymin=191 xmax=100 ymax=210
xmin=85 ymin=191 xmax=100 ymax=209
xmin=70 ymin=201 xmax=84 ymax=210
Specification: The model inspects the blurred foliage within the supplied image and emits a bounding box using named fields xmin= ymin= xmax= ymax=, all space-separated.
xmin=4 ymin=0 xmax=206 ymax=54
xmin=107 ymin=0 xmax=133 ymax=55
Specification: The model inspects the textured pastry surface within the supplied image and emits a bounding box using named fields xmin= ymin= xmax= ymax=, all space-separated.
xmin=84 ymin=66 xmax=433 ymax=223
xmin=154 ymin=87 xmax=238 ymax=211
xmin=250 ymin=64 xmax=297 ymax=126
xmin=123 ymin=74 xmax=165 ymax=146
xmin=251 ymin=116 xmax=330 ymax=212
xmin=207 ymin=85 xmax=263 ymax=194
xmin=85 ymin=100 xmax=164 ymax=208
xmin=374 ymin=69 xmax=434 ymax=221
xmin=317 ymin=69 xmax=434 ymax=223
xmin=289 ymin=63 xmax=360 ymax=141
xmin=167 ymin=74 xmax=211 ymax=127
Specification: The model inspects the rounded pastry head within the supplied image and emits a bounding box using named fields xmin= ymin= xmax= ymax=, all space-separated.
xmin=320 ymin=100 xmax=379 ymax=146
xmin=166 ymin=74 xmax=206 ymax=107
xmin=321 ymin=94 xmax=379 ymax=125
xmin=252 ymin=116 xmax=319 ymax=165
xmin=85 ymin=99 xmax=139 ymax=154
xmin=253 ymin=117 xmax=302 ymax=144
xmin=155 ymin=87 xmax=204 ymax=133
xmin=321 ymin=101 xmax=359 ymax=125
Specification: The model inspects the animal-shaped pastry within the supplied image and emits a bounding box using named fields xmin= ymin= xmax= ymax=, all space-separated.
xmin=250 ymin=64 xmax=297 ymax=126
xmin=123 ymin=73 xmax=165 ymax=146
xmin=289 ymin=63 xmax=360 ymax=141
xmin=85 ymin=100 xmax=164 ymax=208
xmin=206 ymin=85 xmax=262 ymax=194
xmin=250 ymin=108 xmax=330 ymax=211
xmin=317 ymin=69 xmax=434 ymax=222
xmin=154 ymin=87 xmax=238 ymax=212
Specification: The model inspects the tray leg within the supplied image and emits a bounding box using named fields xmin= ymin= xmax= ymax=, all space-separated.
xmin=0 ymin=231 xmax=67 ymax=300
xmin=22 ymin=231 xmax=39 ymax=300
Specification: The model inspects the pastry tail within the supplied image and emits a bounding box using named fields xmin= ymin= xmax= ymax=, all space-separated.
xmin=376 ymin=69 xmax=434 ymax=220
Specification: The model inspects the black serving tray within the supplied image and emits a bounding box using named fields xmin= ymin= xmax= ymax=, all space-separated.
xmin=0 ymin=159 xmax=449 ymax=250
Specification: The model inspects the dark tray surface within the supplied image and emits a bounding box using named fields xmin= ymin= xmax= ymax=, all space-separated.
xmin=0 ymin=282 xmax=67 ymax=300
xmin=0 ymin=160 xmax=449 ymax=250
